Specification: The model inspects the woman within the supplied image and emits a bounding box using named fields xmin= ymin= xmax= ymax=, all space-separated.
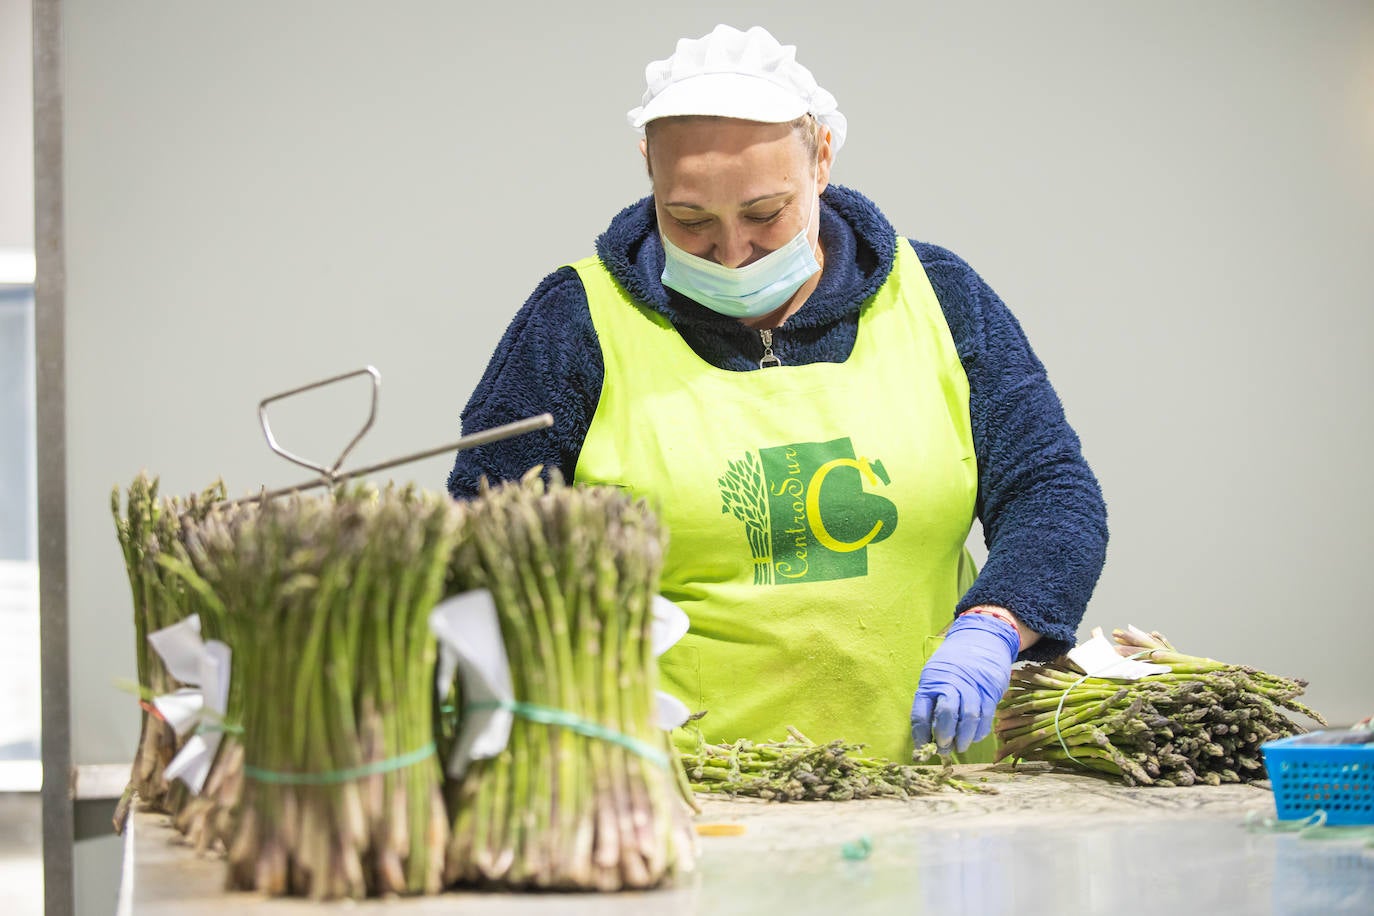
xmin=448 ymin=25 xmax=1107 ymax=762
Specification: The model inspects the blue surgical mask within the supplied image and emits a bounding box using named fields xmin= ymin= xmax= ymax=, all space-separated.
xmin=659 ymin=182 xmax=820 ymax=320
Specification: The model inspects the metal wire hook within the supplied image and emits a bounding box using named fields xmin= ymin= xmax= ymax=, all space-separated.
xmin=210 ymin=364 xmax=554 ymax=510
xmin=256 ymin=365 xmax=381 ymax=482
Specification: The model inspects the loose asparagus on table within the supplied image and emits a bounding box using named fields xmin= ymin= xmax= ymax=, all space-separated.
xmin=994 ymin=626 xmax=1326 ymax=786
xmin=681 ymin=727 xmax=995 ymax=801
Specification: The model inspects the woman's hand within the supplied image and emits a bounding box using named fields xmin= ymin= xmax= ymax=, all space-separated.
xmin=910 ymin=612 xmax=1020 ymax=754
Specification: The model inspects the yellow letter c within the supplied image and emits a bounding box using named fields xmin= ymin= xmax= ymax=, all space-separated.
xmin=806 ymin=457 xmax=884 ymax=553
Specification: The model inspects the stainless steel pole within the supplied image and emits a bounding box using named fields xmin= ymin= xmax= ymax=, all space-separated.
xmin=33 ymin=0 xmax=74 ymax=911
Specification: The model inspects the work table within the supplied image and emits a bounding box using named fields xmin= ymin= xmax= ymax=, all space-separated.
xmin=122 ymin=764 xmax=1374 ymax=914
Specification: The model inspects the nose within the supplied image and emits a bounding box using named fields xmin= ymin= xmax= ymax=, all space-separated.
xmin=712 ymin=223 xmax=755 ymax=269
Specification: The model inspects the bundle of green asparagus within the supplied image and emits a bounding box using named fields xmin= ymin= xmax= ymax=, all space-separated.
xmin=163 ymin=499 xmax=256 ymax=855
xmin=442 ymin=473 xmax=695 ymax=891
xmin=178 ymin=484 xmax=463 ymax=899
xmin=111 ymin=473 xmax=225 ymax=830
xmin=682 ymin=727 xmax=995 ymax=801
xmin=995 ymin=626 xmax=1326 ymax=786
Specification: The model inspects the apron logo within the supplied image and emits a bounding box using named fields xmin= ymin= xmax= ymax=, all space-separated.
xmin=718 ymin=437 xmax=898 ymax=585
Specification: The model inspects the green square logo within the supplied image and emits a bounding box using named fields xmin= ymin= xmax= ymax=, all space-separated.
xmin=719 ymin=437 xmax=897 ymax=585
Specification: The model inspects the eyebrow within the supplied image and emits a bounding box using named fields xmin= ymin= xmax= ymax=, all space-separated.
xmin=663 ymin=192 xmax=791 ymax=210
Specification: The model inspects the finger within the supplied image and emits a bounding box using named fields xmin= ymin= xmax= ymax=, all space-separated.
xmin=972 ymin=696 xmax=998 ymax=746
xmin=932 ymin=691 xmax=959 ymax=754
xmin=954 ymin=701 xmax=982 ymax=753
xmin=910 ymin=694 xmax=934 ymax=746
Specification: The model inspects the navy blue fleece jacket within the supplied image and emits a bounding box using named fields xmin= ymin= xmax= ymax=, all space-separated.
xmin=447 ymin=185 xmax=1107 ymax=661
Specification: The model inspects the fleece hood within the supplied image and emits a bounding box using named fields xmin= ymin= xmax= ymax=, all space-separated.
xmin=593 ymin=184 xmax=900 ymax=331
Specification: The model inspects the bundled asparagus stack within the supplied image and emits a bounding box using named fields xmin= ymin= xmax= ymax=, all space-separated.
xmin=443 ymin=473 xmax=695 ymax=891
xmin=178 ymin=485 xmax=462 ymax=899
xmin=682 ymin=727 xmax=994 ymax=801
xmin=164 ymin=499 xmax=257 ymax=855
xmin=995 ymin=626 xmax=1326 ymax=786
xmin=111 ymin=473 xmax=225 ymax=830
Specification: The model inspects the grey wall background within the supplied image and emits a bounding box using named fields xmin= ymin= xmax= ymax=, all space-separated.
xmin=55 ymin=0 xmax=1372 ymax=816
xmin=1 ymin=0 xmax=33 ymax=252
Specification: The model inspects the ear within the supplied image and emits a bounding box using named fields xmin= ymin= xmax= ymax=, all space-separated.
xmin=639 ymin=137 xmax=653 ymax=179
xmin=816 ymin=127 xmax=835 ymax=194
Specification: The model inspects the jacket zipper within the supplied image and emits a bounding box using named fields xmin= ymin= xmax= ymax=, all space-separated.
xmin=758 ymin=329 xmax=782 ymax=368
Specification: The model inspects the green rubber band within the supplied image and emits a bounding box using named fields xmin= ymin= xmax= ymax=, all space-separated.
xmin=465 ymin=700 xmax=670 ymax=769
xmin=244 ymin=742 xmax=436 ymax=786
xmin=1052 ymin=649 xmax=1154 ymax=771
xmin=195 ymin=720 xmax=243 ymax=736
xmin=1245 ymin=809 xmax=1328 ymax=833
xmin=1244 ymin=810 xmax=1374 ymax=844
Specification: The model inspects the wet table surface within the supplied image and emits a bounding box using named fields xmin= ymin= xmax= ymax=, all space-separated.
xmin=125 ymin=764 xmax=1374 ymax=915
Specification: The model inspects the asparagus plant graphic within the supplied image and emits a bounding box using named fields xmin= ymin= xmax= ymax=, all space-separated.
xmin=718 ymin=452 xmax=773 ymax=585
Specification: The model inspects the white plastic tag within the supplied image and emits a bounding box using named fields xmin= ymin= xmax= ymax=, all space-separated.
xmin=429 ymin=591 xmax=694 ymax=775
xmin=1067 ymin=628 xmax=1171 ymax=681
xmin=429 ymin=589 xmax=516 ymax=778
xmin=651 ymin=595 xmax=691 ymax=729
xmin=656 ymin=691 xmax=691 ymax=730
xmin=146 ymin=615 xmax=232 ymax=794
xmin=146 ymin=615 xmax=206 ymax=685
xmin=152 ymin=688 xmax=204 ymax=736
xmin=651 ymin=594 xmax=690 ymax=656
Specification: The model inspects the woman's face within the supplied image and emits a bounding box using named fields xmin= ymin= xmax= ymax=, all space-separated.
xmin=643 ymin=118 xmax=833 ymax=269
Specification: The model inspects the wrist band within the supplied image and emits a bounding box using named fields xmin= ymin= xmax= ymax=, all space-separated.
xmin=962 ymin=606 xmax=1020 ymax=633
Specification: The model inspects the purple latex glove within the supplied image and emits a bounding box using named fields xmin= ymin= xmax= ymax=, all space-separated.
xmin=910 ymin=613 xmax=1019 ymax=754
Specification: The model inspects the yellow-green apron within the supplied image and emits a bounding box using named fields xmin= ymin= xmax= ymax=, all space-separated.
xmin=573 ymin=238 xmax=981 ymax=762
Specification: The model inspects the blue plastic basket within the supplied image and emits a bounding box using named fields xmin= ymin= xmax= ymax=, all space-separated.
xmin=1261 ymin=732 xmax=1374 ymax=826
